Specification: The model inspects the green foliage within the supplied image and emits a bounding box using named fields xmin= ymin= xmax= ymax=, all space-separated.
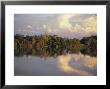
xmin=14 ymin=34 xmax=97 ymax=57
xmin=80 ymin=36 xmax=97 ymax=56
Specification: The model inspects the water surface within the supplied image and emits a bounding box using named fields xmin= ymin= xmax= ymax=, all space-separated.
xmin=14 ymin=53 xmax=97 ymax=76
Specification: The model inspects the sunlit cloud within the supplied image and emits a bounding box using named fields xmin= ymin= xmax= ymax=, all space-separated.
xmin=56 ymin=14 xmax=97 ymax=33
xmin=83 ymin=16 xmax=97 ymax=33
xmin=55 ymin=14 xmax=97 ymax=38
xmin=15 ymin=14 xmax=97 ymax=39
xmin=47 ymin=27 xmax=52 ymax=33
xmin=57 ymin=14 xmax=78 ymax=32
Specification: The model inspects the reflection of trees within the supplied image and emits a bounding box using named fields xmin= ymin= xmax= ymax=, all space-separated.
xmin=80 ymin=49 xmax=97 ymax=57
xmin=15 ymin=46 xmax=73 ymax=58
xmin=14 ymin=34 xmax=97 ymax=57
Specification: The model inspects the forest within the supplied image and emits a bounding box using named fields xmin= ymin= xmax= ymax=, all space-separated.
xmin=14 ymin=34 xmax=97 ymax=57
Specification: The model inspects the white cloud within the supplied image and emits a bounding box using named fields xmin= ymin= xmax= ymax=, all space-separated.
xmin=47 ymin=27 xmax=52 ymax=33
xmin=15 ymin=14 xmax=97 ymax=38
xmin=53 ymin=14 xmax=97 ymax=38
xmin=43 ymin=24 xmax=47 ymax=29
xmin=83 ymin=16 xmax=97 ymax=33
xmin=26 ymin=25 xmax=32 ymax=29
xmin=57 ymin=14 xmax=78 ymax=32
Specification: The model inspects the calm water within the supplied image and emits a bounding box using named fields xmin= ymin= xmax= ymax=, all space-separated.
xmin=14 ymin=52 xmax=97 ymax=76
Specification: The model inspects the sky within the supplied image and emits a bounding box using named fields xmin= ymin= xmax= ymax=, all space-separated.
xmin=14 ymin=14 xmax=97 ymax=39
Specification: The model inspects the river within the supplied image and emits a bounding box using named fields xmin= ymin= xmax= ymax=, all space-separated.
xmin=14 ymin=52 xmax=97 ymax=76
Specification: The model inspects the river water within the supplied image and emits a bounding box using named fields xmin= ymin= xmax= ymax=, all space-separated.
xmin=14 ymin=52 xmax=97 ymax=76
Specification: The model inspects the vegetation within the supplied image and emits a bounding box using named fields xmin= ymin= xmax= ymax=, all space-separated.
xmin=14 ymin=34 xmax=97 ymax=57
xmin=80 ymin=36 xmax=97 ymax=56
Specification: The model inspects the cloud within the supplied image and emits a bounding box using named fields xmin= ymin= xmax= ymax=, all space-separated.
xmin=43 ymin=24 xmax=47 ymax=29
xmin=83 ymin=16 xmax=97 ymax=33
xmin=57 ymin=14 xmax=78 ymax=32
xmin=15 ymin=14 xmax=97 ymax=39
xmin=26 ymin=25 xmax=32 ymax=29
xmin=47 ymin=27 xmax=52 ymax=33
xmin=16 ymin=24 xmax=35 ymax=33
xmin=56 ymin=14 xmax=96 ymax=33
xmin=54 ymin=14 xmax=97 ymax=38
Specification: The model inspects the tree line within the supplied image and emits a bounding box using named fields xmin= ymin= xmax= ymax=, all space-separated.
xmin=14 ymin=34 xmax=97 ymax=57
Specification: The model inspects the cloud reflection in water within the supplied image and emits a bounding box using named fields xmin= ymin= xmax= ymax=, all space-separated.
xmin=57 ymin=53 xmax=96 ymax=76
